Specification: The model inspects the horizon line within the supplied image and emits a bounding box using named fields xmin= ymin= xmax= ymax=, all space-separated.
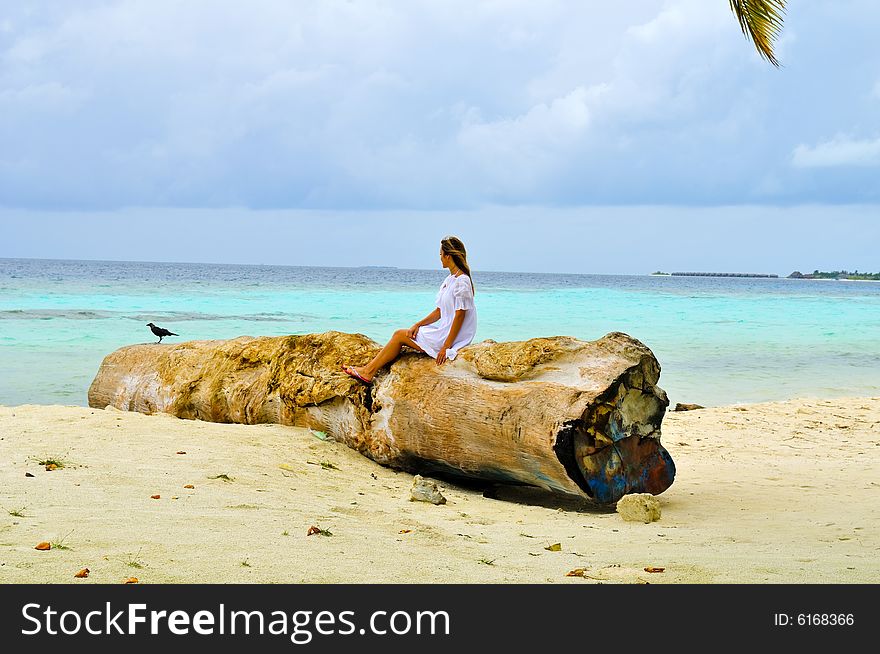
xmin=0 ymin=256 xmax=797 ymax=278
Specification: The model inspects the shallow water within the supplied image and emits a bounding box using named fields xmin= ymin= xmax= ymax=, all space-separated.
xmin=2 ymin=257 xmax=879 ymax=407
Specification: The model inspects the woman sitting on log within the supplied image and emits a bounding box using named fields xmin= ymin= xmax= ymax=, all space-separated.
xmin=342 ymin=235 xmax=478 ymax=385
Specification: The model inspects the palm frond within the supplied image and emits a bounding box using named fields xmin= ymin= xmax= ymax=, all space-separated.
xmin=729 ymin=0 xmax=786 ymax=67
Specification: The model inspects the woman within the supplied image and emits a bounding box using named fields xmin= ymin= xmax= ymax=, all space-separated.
xmin=342 ymin=235 xmax=477 ymax=385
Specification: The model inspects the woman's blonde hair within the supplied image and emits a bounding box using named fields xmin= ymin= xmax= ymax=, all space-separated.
xmin=441 ymin=235 xmax=475 ymax=294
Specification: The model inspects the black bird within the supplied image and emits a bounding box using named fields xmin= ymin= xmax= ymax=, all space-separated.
xmin=146 ymin=322 xmax=178 ymax=344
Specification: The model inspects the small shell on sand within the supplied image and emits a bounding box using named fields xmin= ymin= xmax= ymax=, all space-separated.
xmin=410 ymin=475 xmax=447 ymax=505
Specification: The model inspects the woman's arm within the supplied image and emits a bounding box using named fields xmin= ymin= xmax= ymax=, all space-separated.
xmin=436 ymin=309 xmax=467 ymax=364
xmin=408 ymin=308 xmax=441 ymax=338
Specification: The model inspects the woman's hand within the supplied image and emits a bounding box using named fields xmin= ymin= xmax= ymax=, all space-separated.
xmin=436 ymin=348 xmax=448 ymax=365
xmin=408 ymin=324 xmax=421 ymax=339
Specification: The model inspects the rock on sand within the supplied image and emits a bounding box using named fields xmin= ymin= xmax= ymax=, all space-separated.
xmin=616 ymin=493 xmax=662 ymax=523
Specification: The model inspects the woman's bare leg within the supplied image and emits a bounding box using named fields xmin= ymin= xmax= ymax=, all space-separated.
xmin=345 ymin=329 xmax=423 ymax=382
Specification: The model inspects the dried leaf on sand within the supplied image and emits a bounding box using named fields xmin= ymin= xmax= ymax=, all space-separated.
xmin=307 ymin=526 xmax=333 ymax=537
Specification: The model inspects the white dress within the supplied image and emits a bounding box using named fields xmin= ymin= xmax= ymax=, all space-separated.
xmin=414 ymin=273 xmax=477 ymax=360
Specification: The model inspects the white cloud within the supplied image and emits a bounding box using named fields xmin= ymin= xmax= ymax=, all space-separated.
xmin=453 ymin=86 xmax=593 ymax=197
xmin=0 ymin=81 xmax=86 ymax=113
xmin=628 ymin=3 xmax=690 ymax=43
xmin=792 ymin=136 xmax=880 ymax=168
xmin=1 ymin=1 xmax=879 ymax=208
xmin=459 ymin=87 xmax=591 ymax=155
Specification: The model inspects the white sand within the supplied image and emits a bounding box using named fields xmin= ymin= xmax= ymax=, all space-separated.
xmin=1 ymin=398 xmax=878 ymax=584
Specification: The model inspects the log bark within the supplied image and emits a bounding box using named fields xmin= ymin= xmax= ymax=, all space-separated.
xmin=87 ymin=331 xmax=675 ymax=504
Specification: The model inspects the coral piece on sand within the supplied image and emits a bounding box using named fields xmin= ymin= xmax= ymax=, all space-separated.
xmin=616 ymin=493 xmax=662 ymax=523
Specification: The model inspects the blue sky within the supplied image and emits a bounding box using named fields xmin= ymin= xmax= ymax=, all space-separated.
xmin=1 ymin=1 xmax=878 ymax=273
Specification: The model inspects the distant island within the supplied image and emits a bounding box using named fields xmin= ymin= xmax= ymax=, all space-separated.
xmin=651 ymin=271 xmax=778 ymax=278
xmin=649 ymin=270 xmax=880 ymax=281
xmin=788 ymin=270 xmax=880 ymax=281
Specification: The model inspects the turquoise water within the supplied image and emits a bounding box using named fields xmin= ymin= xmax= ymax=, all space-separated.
xmin=2 ymin=258 xmax=879 ymax=407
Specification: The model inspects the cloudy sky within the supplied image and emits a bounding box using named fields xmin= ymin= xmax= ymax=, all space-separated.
xmin=2 ymin=0 xmax=878 ymax=273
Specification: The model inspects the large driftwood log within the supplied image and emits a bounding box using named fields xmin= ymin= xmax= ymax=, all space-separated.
xmin=87 ymin=331 xmax=675 ymax=504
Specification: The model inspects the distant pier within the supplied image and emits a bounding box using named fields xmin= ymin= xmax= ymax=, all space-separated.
xmin=670 ymin=272 xmax=779 ymax=278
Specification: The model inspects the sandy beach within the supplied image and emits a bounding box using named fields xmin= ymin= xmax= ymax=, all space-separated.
xmin=1 ymin=398 xmax=878 ymax=584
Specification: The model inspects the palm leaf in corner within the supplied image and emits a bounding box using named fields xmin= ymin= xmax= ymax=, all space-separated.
xmin=728 ymin=0 xmax=786 ymax=67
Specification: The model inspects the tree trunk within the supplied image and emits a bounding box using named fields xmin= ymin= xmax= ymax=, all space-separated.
xmin=88 ymin=331 xmax=675 ymax=504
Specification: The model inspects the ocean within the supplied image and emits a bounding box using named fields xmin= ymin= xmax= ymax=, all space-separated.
xmin=2 ymin=257 xmax=879 ymax=408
